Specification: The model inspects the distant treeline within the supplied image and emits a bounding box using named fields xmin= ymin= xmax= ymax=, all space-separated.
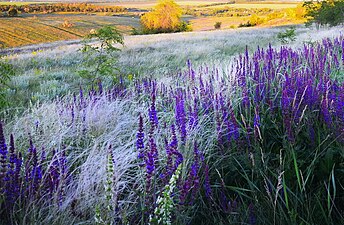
xmin=0 ymin=3 xmax=126 ymax=14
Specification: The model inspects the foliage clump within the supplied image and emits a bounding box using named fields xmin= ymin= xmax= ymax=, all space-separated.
xmin=7 ymin=8 xmax=18 ymax=17
xmin=238 ymin=14 xmax=264 ymax=28
xmin=277 ymin=27 xmax=297 ymax=44
xmin=62 ymin=20 xmax=73 ymax=28
xmin=303 ymin=0 xmax=344 ymax=26
xmin=79 ymin=26 xmax=124 ymax=87
xmin=214 ymin=21 xmax=222 ymax=29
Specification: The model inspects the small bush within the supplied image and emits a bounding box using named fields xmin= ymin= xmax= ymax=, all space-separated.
xmin=131 ymin=27 xmax=141 ymax=35
xmin=277 ymin=27 xmax=297 ymax=44
xmin=238 ymin=21 xmax=255 ymax=28
xmin=176 ymin=21 xmax=192 ymax=32
xmin=7 ymin=8 xmax=18 ymax=17
xmin=62 ymin=20 xmax=73 ymax=28
xmin=249 ymin=14 xmax=264 ymax=26
xmin=214 ymin=21 xmax=222 ymax=29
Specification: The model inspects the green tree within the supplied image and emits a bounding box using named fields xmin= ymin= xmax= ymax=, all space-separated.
xmin=304 ymin=0 xmax=344 ymax=26
xmin=79 ymin=26 xmax=124 ymax=87
xmin=0 ymin=57 xmax=15 ymax=109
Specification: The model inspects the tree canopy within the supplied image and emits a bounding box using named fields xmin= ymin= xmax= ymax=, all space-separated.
xmin=303 ymin=0 xmax=344 ymax=26
xmin=140 ymin=0 xmax=183 ymax=33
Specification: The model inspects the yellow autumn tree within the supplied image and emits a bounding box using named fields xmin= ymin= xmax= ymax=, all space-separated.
xmin=141 ymin=0 xmax=183 ymax=33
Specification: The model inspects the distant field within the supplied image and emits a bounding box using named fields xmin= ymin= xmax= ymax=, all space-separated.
xmin=202 ymin=2 xmax=298 ymax=9
xmin=100 ymin=0 xmax=299 ymax=9
xmin=0 ymin=14 xmax=140 ymax=48
xmin=99 ymin=0 xmax=237 ymax=9
xmin=0 ymin=1 xmax=51 ymax=5
xmin=0 ymin=0 xmax=305 ymax=48
xmin=188 ymin=16 xmax=250 ymax=30
xmin=189 ymin=15 xmax=304 ymax=31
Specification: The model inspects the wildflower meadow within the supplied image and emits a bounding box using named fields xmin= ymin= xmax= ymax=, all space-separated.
xmin=0 ymin=34 xmax=343 ymax=224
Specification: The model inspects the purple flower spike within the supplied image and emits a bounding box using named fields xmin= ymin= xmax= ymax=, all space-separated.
xmin=249 ymin=203 xmax=257 ymax=225
xmin=175 ymin=92 xmax=187 ymax=143
xmin=170 ymin=124 xmax=183 ymax=172
xmin=149 ymin=89 xmax=158 ymax=130
xmin=253 ymin=106 xmax=261 ymax=140
xmin=0 ymin=122 xmax=8 ymax=181
xmin=136 ymin=114 xmax=145 ymax=161
xmin=8 ymin=134 xmax=16 ymax=172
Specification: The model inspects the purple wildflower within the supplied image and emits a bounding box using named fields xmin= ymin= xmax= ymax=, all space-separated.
xmin=249 ymin=203 xmax=257 ymax=225
xmin=149 ymin=90 xmax=158 ymax=129
xmin=0 ymin=122 xmax=8 ymax=181
xmin=136 ymin=114 xmax=145 ymax=161
xmin=175 ymin=91 xmax=187 ymax=143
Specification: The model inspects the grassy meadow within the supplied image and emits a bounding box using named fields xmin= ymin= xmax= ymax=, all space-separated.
xmin=1 ymin=25 xmax=341 ymax=109
xmin=0 ymin=24 xmax=343 ymax=224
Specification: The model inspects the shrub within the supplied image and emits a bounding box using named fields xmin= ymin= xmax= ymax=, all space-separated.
xmin=176 ymin=21 xmax=192 ymax=32
xmin=131 ymin=26 xmax=141 ymax=35
xmin=248 ymin=14 xmax=264 ymax=26
xmin=62 ymin=20 xmax=73 ymax=28
xmin=7 ymin=8 xmax=18 ymax=17
xmin=238 ymin=21 xmax=255 ymax=28
xmin=214 ymin=21 xmax=222 ymax=29
xmin=277 ymin=27 xmax=297 ymax=44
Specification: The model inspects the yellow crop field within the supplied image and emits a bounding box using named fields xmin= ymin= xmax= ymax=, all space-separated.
xmin=0 ymin=14 xmax=140 ymax=48
xmin=189 ymin=15 xmax=304 ymax=31
xmin=97 ymin=1 xmax=298 ymax=9
xmin=101 ymin=0 xmax=231 ymax=9
xmin=188 ymin=16 xmax=249 ymax=31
